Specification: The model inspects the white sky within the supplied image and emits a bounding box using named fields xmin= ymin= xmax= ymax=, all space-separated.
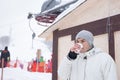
xmin=0 ymin=0 xmax=48 ymax=37
xmin=0 ymin=0 xmax=44 ymax=26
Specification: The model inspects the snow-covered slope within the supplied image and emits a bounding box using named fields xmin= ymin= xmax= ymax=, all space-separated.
xmin=0 ymin=67 xmax=52 ymax=80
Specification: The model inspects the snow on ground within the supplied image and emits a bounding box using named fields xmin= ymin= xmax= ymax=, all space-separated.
xmin=0 ymin=67 xmax=52 ymax=80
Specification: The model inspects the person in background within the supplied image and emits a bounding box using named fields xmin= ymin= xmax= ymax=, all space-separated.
xmin=0 ymin=46 xmax=10 ymax=67
xmin=47 ymin=59 xmax=52 ymax=73
xmin=58 ymin=30 xmax=118 ymax=80
xmin=36 ymin=49 xmax=41 ymax=62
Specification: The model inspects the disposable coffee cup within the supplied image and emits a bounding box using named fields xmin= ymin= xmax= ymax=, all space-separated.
xmin=75 ymin=43 xmax=83 ymax=54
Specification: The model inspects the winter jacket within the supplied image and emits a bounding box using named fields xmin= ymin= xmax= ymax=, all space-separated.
xmin=1 ymin=50 xmax=10 ymax=62
xmin=58 ymin=47 xmax=118 ymax=80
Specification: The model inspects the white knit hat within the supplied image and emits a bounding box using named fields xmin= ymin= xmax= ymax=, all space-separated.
xmin=75 ymin=30 xmax=94 ymax=47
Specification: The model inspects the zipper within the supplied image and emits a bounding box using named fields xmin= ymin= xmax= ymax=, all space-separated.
xmin=84 ymin=58 xmax=87 ymax=80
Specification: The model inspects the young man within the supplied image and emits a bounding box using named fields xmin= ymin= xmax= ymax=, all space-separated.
xmin=58 ymin=30 xmax=118 ymax=80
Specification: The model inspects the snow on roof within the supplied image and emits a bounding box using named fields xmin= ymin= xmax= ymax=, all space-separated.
xmin=38 ymin=0 xmax=86 ymax=37
xmin=53 ymin=0 xmax=86 ymax=23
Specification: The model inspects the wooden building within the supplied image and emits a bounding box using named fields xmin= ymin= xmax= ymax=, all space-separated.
xmin=38 ymin=0 xmax=120 ymax=80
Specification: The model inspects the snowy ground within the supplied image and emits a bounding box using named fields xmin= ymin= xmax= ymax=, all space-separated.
xmin=0 ymin=67 xmax=52 ymax=80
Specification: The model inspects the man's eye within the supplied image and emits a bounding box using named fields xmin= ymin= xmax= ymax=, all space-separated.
xmin=81 ymin=40 xmax=86 ymax=43
xmin=75 ymin=39 xmax=85 ymax=43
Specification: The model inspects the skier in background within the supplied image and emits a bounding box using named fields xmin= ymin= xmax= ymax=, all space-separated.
xmin=0 ymin=46 xmax=10 ymax=67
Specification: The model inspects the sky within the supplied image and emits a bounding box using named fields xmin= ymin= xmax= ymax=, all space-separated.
xmin=0 ymin=0 xmax=47 ymax=34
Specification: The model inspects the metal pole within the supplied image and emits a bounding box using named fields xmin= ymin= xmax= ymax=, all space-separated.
xmin=1 ymin=58 xmax=4 ymax=80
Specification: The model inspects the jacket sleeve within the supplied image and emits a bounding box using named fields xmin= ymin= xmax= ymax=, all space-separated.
xmin=103 ymin=56 xmax=118 ymax=80
xmin=58 ymin=56 xmax=73 ymax=80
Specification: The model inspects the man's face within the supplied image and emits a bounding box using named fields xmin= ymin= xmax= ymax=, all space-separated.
xmin=75 ymin=38 xmax=91 ymax=53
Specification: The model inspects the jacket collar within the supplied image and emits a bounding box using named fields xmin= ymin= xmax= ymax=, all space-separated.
xmin=78 ymin=47 xmax=101 ymax=59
